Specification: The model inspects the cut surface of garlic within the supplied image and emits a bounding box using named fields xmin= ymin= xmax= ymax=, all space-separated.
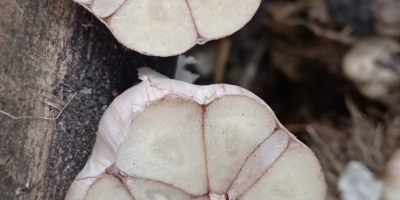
xmin=65 ymin=67 xmax=326 ymax=200
xmin=73 ymin=0 xmax=261 ymax=56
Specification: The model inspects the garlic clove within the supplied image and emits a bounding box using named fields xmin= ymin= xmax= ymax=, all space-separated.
xmin=116 ymin=99 xmax=207 ymax=195
xmin=204 ymin=95 xmax=277 ymax=193
xmin=187 ymin=0 xmax=260 ymax=40
xmin=109 ymin=0 xmax=198 ymax=56
xmin=82 ymin=175 xmax=133 ymax=200
xmin=91 ymin=0 xmax=125 ymax=18
xmin=239 ymin=143 xmax=326 ymax=200
xmin=227 ymin=130 xmax=289 ymax=200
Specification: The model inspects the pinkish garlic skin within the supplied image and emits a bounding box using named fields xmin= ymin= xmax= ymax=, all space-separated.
xmin=65 ymin=68 xmax=326 ymax=200
xmin=72 ymin=0 xmax=261 ymax=56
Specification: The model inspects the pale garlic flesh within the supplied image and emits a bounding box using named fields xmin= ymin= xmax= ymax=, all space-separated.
xmin=65 ymin=68 xmax=327 ymax=200
xmin=73 ymin=0 xmax=261 ymax=56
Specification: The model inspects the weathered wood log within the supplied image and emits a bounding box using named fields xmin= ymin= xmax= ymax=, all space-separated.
xmin=0 ymin=0 xmax=177 ymax=199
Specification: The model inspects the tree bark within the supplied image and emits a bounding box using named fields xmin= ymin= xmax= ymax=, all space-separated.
xmin=0 ymin=0 xmax=177 ymax=199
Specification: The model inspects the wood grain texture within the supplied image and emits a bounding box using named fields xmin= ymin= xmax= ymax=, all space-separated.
xmin=0 ymin=0 xmax=177 ymax=199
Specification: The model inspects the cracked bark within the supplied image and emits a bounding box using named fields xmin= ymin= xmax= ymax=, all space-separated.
xmin=0 ymin=0 xmax=177 ymax=199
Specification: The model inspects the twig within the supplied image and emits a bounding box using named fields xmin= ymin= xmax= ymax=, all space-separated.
xmin=263 ymin=16 xmax=356 ymax=45
xmin=0 ymin=92 xmax=78 ymax=120
xmin=286 ymin=19 xmax=356 ymax=45
xmin=81 ymin=16 xmax=94 ymax=29
xmin=214 ymin=37 xmax=232 ymax=83
xmin=239 ymin=39 xmax=267 ymax=88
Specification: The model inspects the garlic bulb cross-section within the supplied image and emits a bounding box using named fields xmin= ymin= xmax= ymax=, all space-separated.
xmin=65 ymin=68 xmax=327 ymax=200
xmin=72 ymin=0 xmax=261 ymax=56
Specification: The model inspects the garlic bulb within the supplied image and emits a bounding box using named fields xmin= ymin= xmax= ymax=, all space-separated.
xmin=342 ymin=37 xmax=400 ymax=100
xmin=65 ymin=68 xmax=326 ymax=200
xmin=73 ymin=0 xmax=261 ymax=57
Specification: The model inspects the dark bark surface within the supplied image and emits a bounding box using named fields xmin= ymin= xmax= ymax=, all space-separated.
xmin=0 ymin=0 xmax=177 ymax=199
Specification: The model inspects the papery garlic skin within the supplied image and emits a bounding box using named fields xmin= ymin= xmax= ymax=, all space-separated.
xmin=65 ymin=67 xmax=326 ymax=200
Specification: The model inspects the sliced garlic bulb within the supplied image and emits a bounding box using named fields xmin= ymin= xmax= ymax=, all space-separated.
xmin=65 ymin=67 xmax=326 ymax=200
xmin=73 ymin=0 xmax=261 ymax=56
